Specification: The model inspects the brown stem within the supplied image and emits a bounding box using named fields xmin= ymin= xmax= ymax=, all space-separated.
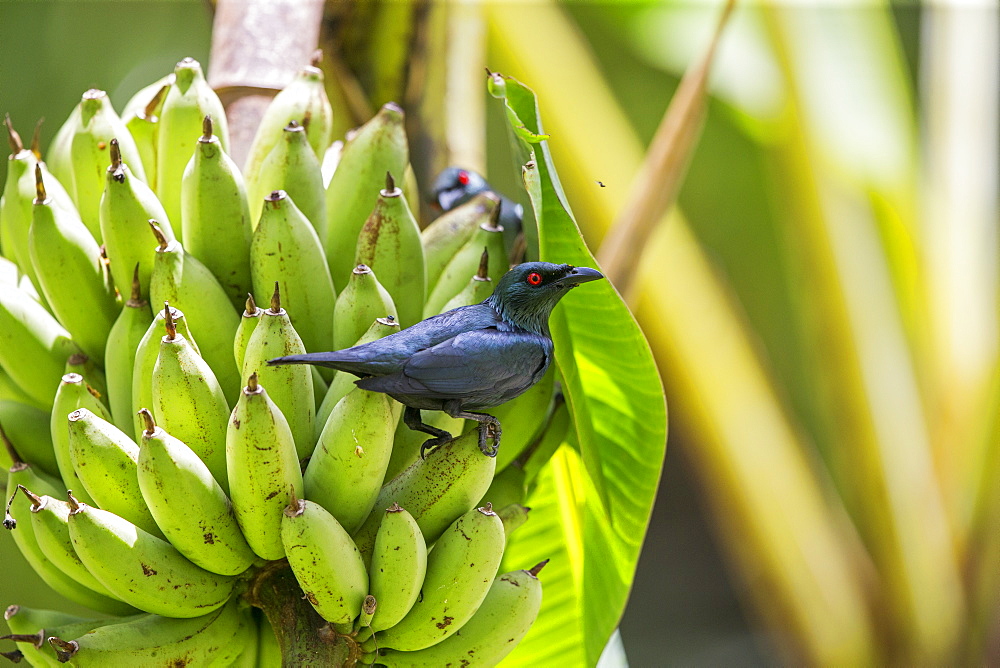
xmin=207 ymin=0 xmax=325 ymax=167
xmin=4 ymin=114 xmax=23 ymax=154
xmin=247 ymin=561 xmax=357 ymax=666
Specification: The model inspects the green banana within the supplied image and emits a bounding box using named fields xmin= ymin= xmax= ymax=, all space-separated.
xmin=136 ymin=409 xmax=255 ymax=576
xmin=3 ymin=605 xmax=80 ymax=668
xmin=18 ymin=486 xmax=128 ymax=601
xmin=234 ymin=293 xmax=262 ymax=373
xmin=3 ymin=605 xmax=143 ymax=668
xmin=250 ymin=190 xmax=335 ymax=355
xmin=477 ymin=462 xmax=527 ymax=512
xmin=51 ymin=372 xmax=110 ymax=505
xmin=69 ymin=89 xmax=146 ymax=240
xmin=421 ymin=192 xmax=498 ymax=292
xmin=424 ymin=212 xmax=507 ymax=318
xmin=121 ymin=73 xmax=175 ymax=120
xmin=0 ymin=280 xmax=83 ymax=411
xmin=104 ymin=265 xmax=152 ymax=439
xmin=367 ymin=503 xmax=426 ymax=634
xmin=64 ymin=352 xmax=109 ymax=406
xmin=150 ymin=307 xmax=231 ymax=491
xmin=376 ymin=562 xmax=545 ymax=667
xmin=65 ymin=407 xmax=161 ymax=535
xmin=281 ymin=493 xmax=368 ymax=626
xmin=351 ymin=429 xmax=497 ymax=564
xmin=383 ymin=410 xmax=464 ymax=485
xmin=240 ymin=285 xmax=315 ymax=459
xmin=44 ymin=104 xmax=80 ymax=189
xmin=377 ymin=505 xmax=506 ymax=651
xmin=0 ymin=400 xmax=58 ymax=476
xmin=149 ymin=221 xmax=241 ymax=403
xmin=356 ymin=594 xmax=377 ymax=636
xmin=354 ymin=173 xmax=425 ymax=328
xmin=333 ymin=264 xmax=397 ymax=351
xmin=4 ymin=442 xmax=135 ymax=616
xmin=440 ymin=248 xmax=493 ymax=314
xmin=304 ymin=386 xmax=396 ymax=533
xmin=131 ymin=303 xmax=198 ymax=438
xmin=181 ymin=115 xmax=253 ymax=309
xmin=496 ymin=504 xmax=530 ymax=540
xmin=324 ymin=103 xmax=408 ymax=288
xmin=316 ymin=315 xmax=399 ymax=433
xmin=123 ymin=83 xmax=169 ymax=194
xmin=226 ymin=372 xmax=303 ymax=560
xmin=99 ymin=138 xmax=176 ymax=298
xmin=156 ymin=57 xmax=229 ymax=238
xmin=46 ymin=597 xmax=250 ymax=666
xmin=65 ymin=491 xmax=235 ymax=617
xmin=247 ymin=122 xmax=327 ymax=237
xmin=243 ymin=55 xmax=333 ymax=177
xmin=1 ymin=117 xmax=51 ymax=291
xmin=29 ymin=166 xmax=119 ymax=364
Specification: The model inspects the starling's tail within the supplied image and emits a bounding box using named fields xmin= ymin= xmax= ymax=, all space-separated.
xmin=267 ymin=352 xmax=360 ymax=372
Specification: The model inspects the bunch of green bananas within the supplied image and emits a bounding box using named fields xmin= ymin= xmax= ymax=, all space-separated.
xmin=0 ymin=56 xmax=551 ymax=667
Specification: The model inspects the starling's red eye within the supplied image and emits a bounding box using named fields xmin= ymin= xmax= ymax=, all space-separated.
xmin=526 ymin=272 xmax=543 ymax=286
xmin=457 ymin=170 xmax=470 ymax=186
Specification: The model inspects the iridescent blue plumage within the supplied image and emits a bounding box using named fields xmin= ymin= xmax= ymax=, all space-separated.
xmin=268 ymin=262 xmax=603 ymax=457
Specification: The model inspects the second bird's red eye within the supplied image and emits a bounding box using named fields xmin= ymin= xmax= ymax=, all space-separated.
xmin=527 ymin=272 xmax=543 ymax=286
xmin=457 ymin=170 xmax=470 ymax=186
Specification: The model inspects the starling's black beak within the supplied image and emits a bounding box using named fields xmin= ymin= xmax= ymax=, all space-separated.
xmin=555 ymin=266 xmax=604 ymax=287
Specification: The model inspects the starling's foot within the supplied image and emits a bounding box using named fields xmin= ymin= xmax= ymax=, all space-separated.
xmin=442 ymin=402 xmax=502 ymax=458
xmin=419 ymin=434 xmax=453 ymax=459
xmin=404 ymin=406 xmax=454 ymax=459
xmin=477 ymin=419 xmax=501 ymax=458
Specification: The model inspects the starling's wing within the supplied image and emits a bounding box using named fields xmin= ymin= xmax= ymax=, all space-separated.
xmin=267 ymin=304 xmax=501 ymax=375
xmin=356 ymin=328 xmax=552 ymax=403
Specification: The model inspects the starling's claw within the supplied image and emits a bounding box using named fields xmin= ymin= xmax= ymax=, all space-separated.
xmin=419 ymin=434 xmax=452 ymax=460
xmin=477 ymin=421 xmax=501 ymax=458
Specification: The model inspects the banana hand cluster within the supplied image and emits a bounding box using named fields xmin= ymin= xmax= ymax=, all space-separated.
xmin=1 ymin=55 xmax=551 ymax=666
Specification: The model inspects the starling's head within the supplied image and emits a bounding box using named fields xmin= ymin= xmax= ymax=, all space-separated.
xmin=487 ymin=262 xmax=604 ymax=334
xmin=430 ymin=166 xmax=490 ymax=211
